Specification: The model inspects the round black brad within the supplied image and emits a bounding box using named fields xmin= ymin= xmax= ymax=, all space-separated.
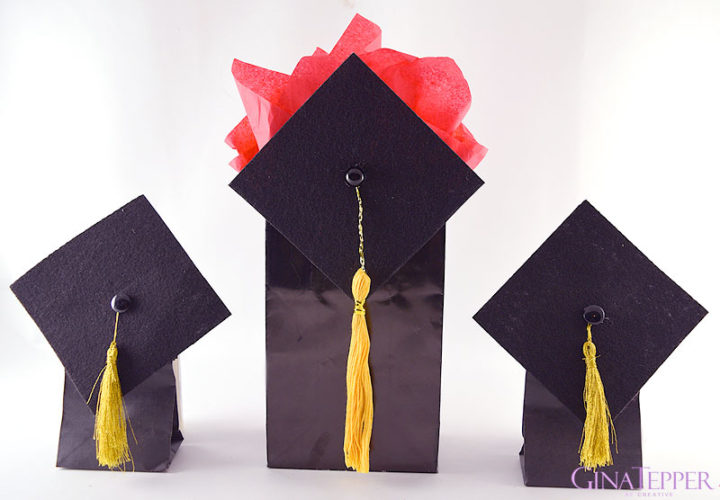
xmin=111 ymin=293 xmax=132 ymax=313
xmin=583 ymin=305 xmax=605 ymax=325
xmin=345 ymin=167 xmax=365 ymax=187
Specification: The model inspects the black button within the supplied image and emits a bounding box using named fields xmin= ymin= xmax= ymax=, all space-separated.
xmin=111 ymin=293 xmax=132 ymax=313
xmin=345 ymin=167 xmax=365 ymax=187
xmin=583 ymin=305 xmax=605 ymax=325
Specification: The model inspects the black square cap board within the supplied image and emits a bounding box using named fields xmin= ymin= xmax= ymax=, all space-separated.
xmin=474 ymin=200 xmax=707 ymax=421
xmin=10 ymin=195 xmax=231 ymax=407
xmin=229 ymin=54 xmax=484 ymax=297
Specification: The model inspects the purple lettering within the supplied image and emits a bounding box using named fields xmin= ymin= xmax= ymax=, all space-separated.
xmin=648 ymin=470 xmax=660 ymax=489
xmin=633 ymin=465 xmax=649 ymax=489
xmin=618 ymin=472 xmax=635 ymax=490
xmin=571 ymin=467 xmax=592 ymax=489
xmin=661 ymin=471 xmax=672 ymax=489
xmin=698 ymin=471 xmax=713 ymax=490
xmin=599 ymin=471 xmax=619 ymax=489
xmin=673 ymin=471 xmax=684 ymax=489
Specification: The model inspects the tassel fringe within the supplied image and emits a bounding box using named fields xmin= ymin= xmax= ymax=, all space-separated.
xmin=88 ymin=312 xmax=134 ymax=470
xmin=579 ymin=323 xmax=617 ymax=471
xmin=344 ymin=268 xmax=373 ymax=473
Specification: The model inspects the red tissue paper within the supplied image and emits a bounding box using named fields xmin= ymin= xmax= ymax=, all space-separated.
xmin=226 ymin=14 xmax=487 ymax=171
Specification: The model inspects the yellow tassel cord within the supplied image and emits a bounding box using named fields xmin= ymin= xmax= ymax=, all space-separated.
xmin=579 ymin=323 xmax=617 ymax=470
xmin=87 ymin=312 xmax=135 ymax=470
xmin=344 ymin=186 xmax=374 ymax=473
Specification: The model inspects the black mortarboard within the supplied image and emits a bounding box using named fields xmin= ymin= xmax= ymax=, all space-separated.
xmin=10 ymin=195 xmax=231 ymax=406
xmin=473 ymin=200 xmax=707 ymax=484
xmin=474 ymin=200 xmax=707 ymax=421
xmin=230 ymin=53 xmax=483 ymax=297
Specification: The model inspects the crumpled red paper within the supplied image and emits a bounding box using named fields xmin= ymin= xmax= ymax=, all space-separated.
xmin=226 ymin=14 xmax=487 ymax=171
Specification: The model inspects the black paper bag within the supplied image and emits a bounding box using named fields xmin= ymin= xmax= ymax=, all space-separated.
xmin=520 ymin=372 xmax=642 ymax=489
xmin=265 ymin=224 xmax=445 ymax=472
xmin=10 ymin=195 xmax=230 ymax=471
xmin=57 ymin=362 xmax=183 ymax=472
xmin=474 ymin=200 xmax=707 ymax=488
xmin=231 ymin=54 xmax=483 ymax=473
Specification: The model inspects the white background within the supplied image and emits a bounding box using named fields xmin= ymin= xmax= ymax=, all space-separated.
xmin=1 ymin=1 xmax=719 ymax=499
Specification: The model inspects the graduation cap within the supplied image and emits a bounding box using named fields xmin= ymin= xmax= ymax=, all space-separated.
xmin=10 ymin=195 xmax=231 ymax=470
xmin=473 ymin=201 xmax=707 ymax=481
xmin=230 ymin=54 xmax=483 ymax=472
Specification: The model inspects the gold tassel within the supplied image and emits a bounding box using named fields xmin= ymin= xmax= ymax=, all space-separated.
xmin=344 ymin=267 xmax=373 ymax=473
xmin=88 ymin=312 xmax=134 ymax=470
xmin=579 ymin=323 xmax=617 ymax=470
xmin=343 ymin=183 xmax=374 ymax=473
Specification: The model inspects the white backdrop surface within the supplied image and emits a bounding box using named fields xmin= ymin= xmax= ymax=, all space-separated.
xmin=1 ymin=1 xmax=718 ymax=499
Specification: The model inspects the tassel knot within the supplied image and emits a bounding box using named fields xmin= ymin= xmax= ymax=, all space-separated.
xmin=106 ymin=341 xmax=118 ymax=364
xmin=582 ymin=340 xmax=596 ymax=364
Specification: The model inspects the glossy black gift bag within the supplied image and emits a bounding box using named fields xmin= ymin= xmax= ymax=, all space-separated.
xmin=11 ymin=196 xmax=230 ymax=472
xmin=474 ymin=201 xmax=707 ymax=488
xmin=58 ymin=363 xmax=183 ymax=471
xmin=266 ymin=224 xmax=446 ymax=471
xmin=520 ymin=372 xmax=642 ymax=488
xmin=231 ymin=55 xmax=484 ymax=472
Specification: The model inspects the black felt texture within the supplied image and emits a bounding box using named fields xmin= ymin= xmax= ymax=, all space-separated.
xmin=230 ymin=54 xmax=483 ymax=297
xmin=474 ymin=200 xmax=707 ymax=421
xmin=10 ymin=195 xmax=231 ymax=405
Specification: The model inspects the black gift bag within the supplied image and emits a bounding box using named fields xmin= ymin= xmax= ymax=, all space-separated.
xmin=474 ymin=200 xmax=707 ymax=488
xmin=58 ymin=362 xmax=183 ymax=472
xmin=10 ymin=196 xmax=230 ymax=471
xmin=520 ymin=372 xmax=642 ymax=489
xmin=230 ymin=55 xmax=484 ymax=472
xmin=265 ymin=224 xmax=446 ymax=472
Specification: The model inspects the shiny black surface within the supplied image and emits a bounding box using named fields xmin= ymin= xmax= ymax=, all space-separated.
xmin=520 ymin=372 xmax=642 ymax=488
xmin=265 ymin=223 xmax=445 ymax=472
xmin=57 ymin=362 xmax=182 ymax=472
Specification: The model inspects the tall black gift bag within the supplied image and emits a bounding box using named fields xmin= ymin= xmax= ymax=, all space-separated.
xmin=230 ymin=55 xmax=484 ymax=472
